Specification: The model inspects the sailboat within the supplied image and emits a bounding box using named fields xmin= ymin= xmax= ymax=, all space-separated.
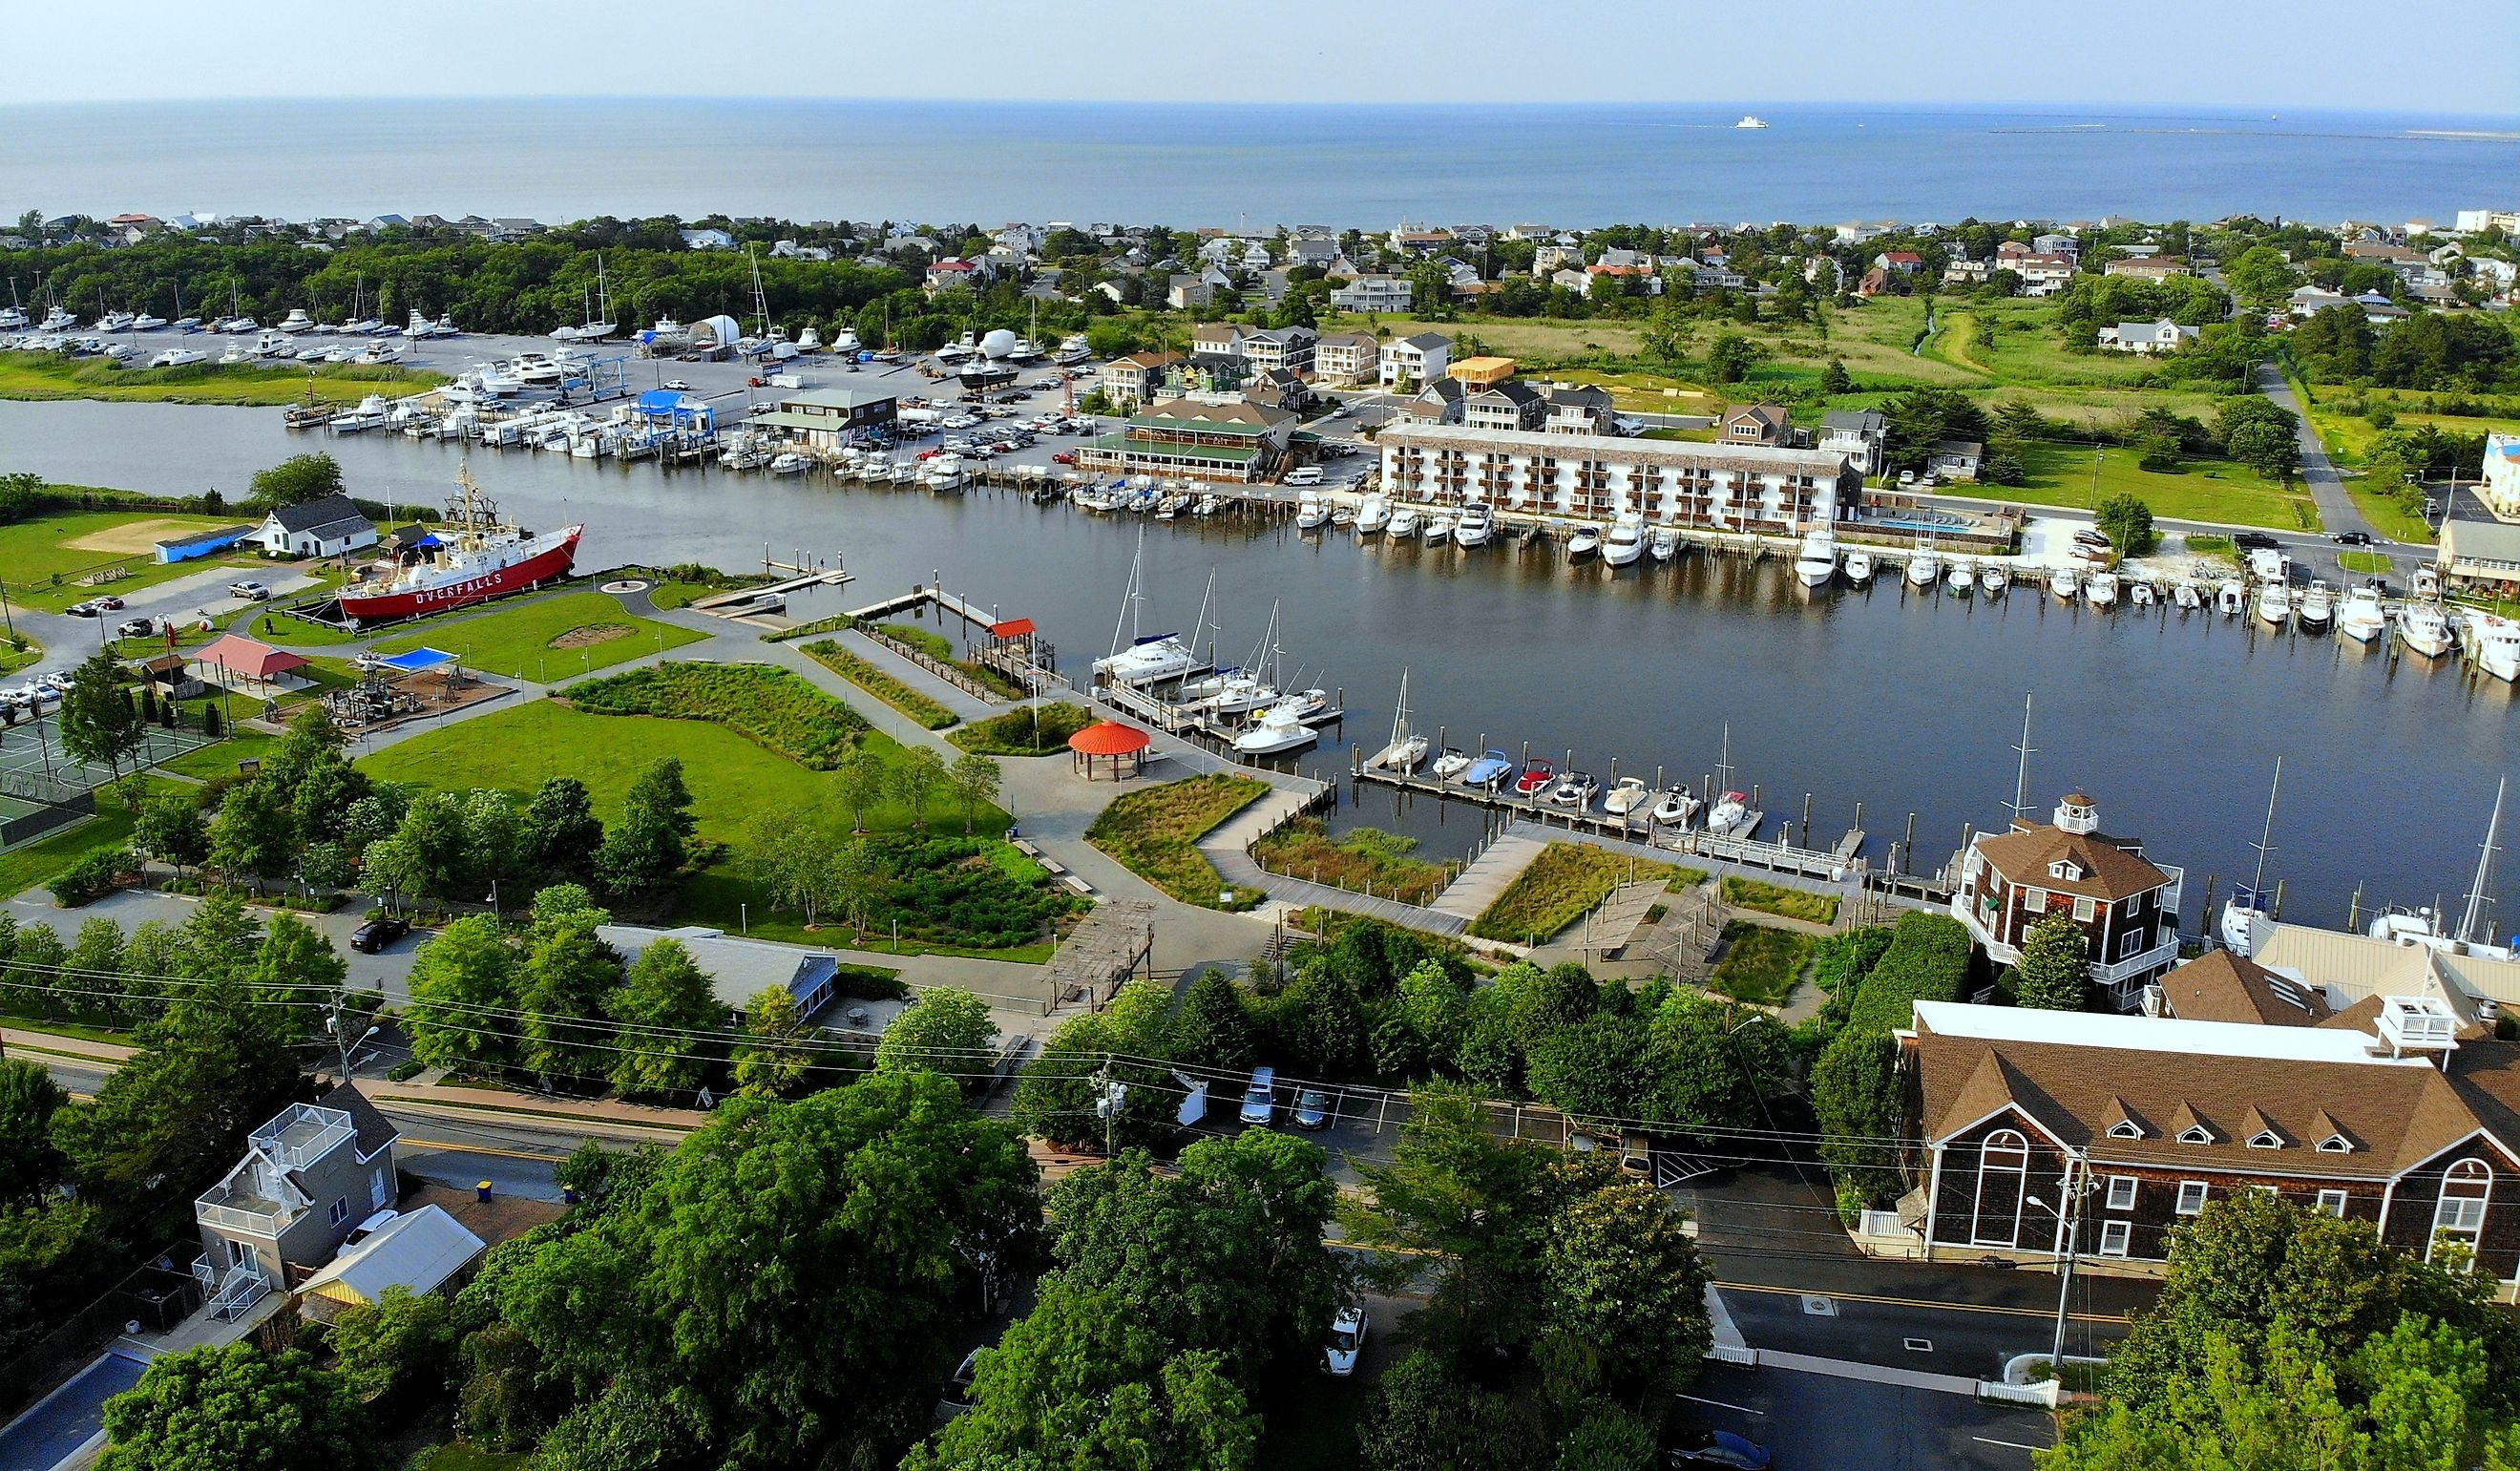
xmin=1369 ymin=670 xmax=1429 ymax=770
xmin=2219 ymin=759 xmax=2282 ymax=956
xmin=578 ymin=256 xmax=617 ymax=341
xmin=1092 ymin=528 xmax=1197 ymax=685
xmin=2363 ymin=780 xmax=2512 ymax=961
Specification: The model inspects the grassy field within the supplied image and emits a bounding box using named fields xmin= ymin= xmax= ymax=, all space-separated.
xmin=948 ymin=702 xmax=1095 ymax=757
xmin=2001 ymin=443 xmax=2320 ymax=531
xmin=1252 ymin=819 xmax=1454 ymax=906
xmin=798 ymin=639 xmax=958 ymax=729
xmin=2338 ymin=550 xmax=2394 ymax=577
xmin=1083 ymin=774 xmax=1271 ymax=910
xmin=372 ymin=592 xmax=704 ymax=681
xmin=2346 ymin=487 xmax=2438 ymax=545
xmin=1720 ymin=875 xmax=1840 ymax=925
xmin=1706 ymin=920 xmax=1818 ymax=1005
xmin=1468 ymin=843 xmax=1690 ymax=945
xmin=406 ymin=1443 xmax=530 ymax=1471
xmin=0 ymin=350 xmax=446 ymax=406
xmin=1 ymin=635 xmax=38 ymax=676
xmin=0 ymin=776 xmax=187 ymax=903
xmin=0 ymin=508 xmax=262 ymax=607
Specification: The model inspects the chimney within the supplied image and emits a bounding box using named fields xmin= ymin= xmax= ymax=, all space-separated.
xmin=2054 ymin=792 xmax=2099 ymax=834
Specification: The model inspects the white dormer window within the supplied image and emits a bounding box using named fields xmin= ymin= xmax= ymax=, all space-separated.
xmin=2248 ymin=1131 xmax=2283 ymax=1149
xmin=2178 ymin=1124 xmax=2216 ymax=1145
xmin=2107 ymin=1120 xmax=2144 ymax=1140
xmin=2048 ymin=859 xmax=2083 ymax=882
xmin=2318 ymin=1135 xmax=2354 ymax=1153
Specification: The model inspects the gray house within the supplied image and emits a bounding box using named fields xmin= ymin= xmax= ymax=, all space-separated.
xmin=1818 ymin=409 xmax=1888 ymax=477
xmin=194 ymin=1086 xmax=399 ymax=1319
xmin=255 ymin=494 xmax=378 ymax=558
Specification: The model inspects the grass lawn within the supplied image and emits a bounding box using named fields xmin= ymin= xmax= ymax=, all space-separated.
xmin=948 ymin=702 xmax=1095 ymax=757
xmin=798 ymin=639 xmax=958 ymax=729
xmin=156 ymin=731 xmax=277 ymax=780
xmin=0 ymin=1002 xmax=136 ymax=1046
xmin=1084 ymin=774 xmax=1271 ymax=910
xmin=0 ymin=350 xmax=447 ymax=407
xmin=2008 ymin=443 xmax=2321 ymax=531
xmin=0 ymin=508 xmax=264 ymax=608
xmin=1253 ymin=819 xmax=1454 ymax=906
xmin=1719 ymin=875 xmax=1840 ymax=925
xmin=406 ymin=1443 xmax=531 ymax=1471
xmin=1 ymin=635 xmax=38 ymax=676
xmin=2181 ymin=534 xmax=2240 ymax=564
xmin=2346 ymin=485 xmax=2438 ymax=546
xmin=1706 ymin=920 xmax=1817 ymax=1005
xmin=2338 ymin=550 xmax=2394 ymax=577
xmin=372 ymin=592 xmax=704 ymax=681
xmin=0 ymin=775 xmax=187 ymax=903
xmin=1469 ymin=842 xmax=1690 ymax=945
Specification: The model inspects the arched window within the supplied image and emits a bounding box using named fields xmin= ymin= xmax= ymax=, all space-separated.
xmin=2432 ymin=1159 xmax=2492 ymax=1260
xmin=1972 ymin=1130 xmax=2030 ymax=1249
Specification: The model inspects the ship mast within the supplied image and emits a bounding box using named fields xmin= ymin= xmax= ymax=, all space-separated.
xmin=2458 ymin=778 xmax=2508 ymax=947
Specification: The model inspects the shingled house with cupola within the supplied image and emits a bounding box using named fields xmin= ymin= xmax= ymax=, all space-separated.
xmin=1949 ymin=792 xmax=2184 ymax=1009
xmin=1900 ymin=992 xmax=2520 ymax=1294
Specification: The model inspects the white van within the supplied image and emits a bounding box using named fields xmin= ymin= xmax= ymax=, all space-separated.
xmin=1239 ymin=1066 xmax=1277 ymax=1126
xmin=1284 ymin=466 xmax=1323 ymax=487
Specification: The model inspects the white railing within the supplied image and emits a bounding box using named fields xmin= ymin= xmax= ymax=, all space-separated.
xmin=206 ymin=1265 xmax=273 ymax=1321
xmin=249 ymin=1108 xmax=352 ymax=1172
xmin=2095 ymin=935 xmax=2181 ymax=986
xmin=195 ymin=1200 xmax=287 ymax=1235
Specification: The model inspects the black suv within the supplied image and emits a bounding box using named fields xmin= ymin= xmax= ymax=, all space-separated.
xmin=349 ymin=914 xmax=410 ymax=954
xmin=2232 ymin=532 xmax=2281 ymax=551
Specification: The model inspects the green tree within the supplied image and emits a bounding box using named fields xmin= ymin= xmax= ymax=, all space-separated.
xmin=2225 ymin=419 xmax=2300 ymax=482
xmin=2222 ymin=244 xmax=2305 ymax=313
xmin=1811 ymin=1028 xmax=1906 ymax=1215
xmin=243 ymin=452 xmax=346 ymax=514
xmin=729 ymin=985 xmax=815 ymax=1098
xmin=98 ymin=1342 xmax=372 ymax=1471
xmin=403 ymin=914 xmax=520 ymax=1073
xmin=1705 ymin=331 xmax=1765 ymax=385
xmin=1395 ymin=957 xmax=1470 ymax=1070
xmin=0 ymin=1058 xmax=68 ymax=1205
xmin=1637 ymin=300 xmax=1694 ymax=368
xmin=259 ymin=704 xmax=346 ymax=792
xmin=3 ymin=922 xmax=67 ymax=1016
xmin=1540 ymin=1182 xmax=1714 ymax=1407
xmin=56 ymin=651 xmax=146 ymax=798
xmin=874 ymin=987 xmax=998 ymax=1080
xmin=1818 ymin=357 xmax=1854 ymax=396
xmin=892 ymin=745 xmax=948 ymax=829
xmin=205 ymin=778 xmax=296 ymax=894
xmin=365 ymin=789 xmax=471 ymax=909
xmin=524 ymin=776 xmax=605 ymax=886
xmin=250 ymin=914 xmax=346 ymax=1043
xmin=947 ymin=751 xmax=1003 ymax=833
xmin=516 ymin=909 xmax=620 ymax=1089
xmin=825 ymin=836 xmax=888 ymax=937
xmin=2013 ymin=910 xmax=2091 ymax=1011
xmin=834 ymin=747 xmax=886 ymax=832
xmin=1525 ymin=1011 xmax=1648 ymax=1122
xmin=1171 ymin=968 xmax=1257 ymax=1071
xmin=603 ymin=937 xmax=724 ymax=1098
xmin=746 ymin=810 xmax=837 ymax=926
xmin=597 ymin=758 xmax=693 ymax=895
xmin=134 ymin=790 xmax=210 ymax=877
xmin=67 ymin=916 xmax=130 ymax=1018
xmin=2094 ymin=493 xmax=2158 ymax=556
xmin=327 ymin=1284 xmax=459 ymax=1401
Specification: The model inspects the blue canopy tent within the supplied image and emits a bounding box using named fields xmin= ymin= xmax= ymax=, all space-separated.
xmin=374 ymin=647 xmax=457 ymax=675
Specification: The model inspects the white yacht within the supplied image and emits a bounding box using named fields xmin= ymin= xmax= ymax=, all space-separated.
xmin=1793 ymin=531 xmax=1837 ymax=588
xmin=2048 ymin=565 xmax=2080 ymax=600
xmin=2254 ymin=580 xmax=2293 ymax=627
xmin=1565 ymin=523 xmax=1602 ymax=560
xmin=1706 ymin=789 xmax=1752 ymax=837
xmin=2471 ymin=614 xmax=2520 ymax=683
xmin=2296 ymin=580 xmax=2335 ymax=630
xmin=1454 ymin=501 xmax=1494 ymax=548
xmin=95 ymin=310 xmax=136 ymax=332
xmin=2173 ymin=579 xmax=2203 ymax=610
xmin=328 ymin=394 xmax=391 ymax=432
xmin=1355 ymin=494 xmax=1391 ymax=535
xmin=1231 ymin=706 xmax=1316 ymax=755
xmin=1388 ymin=505 xmax=1422 ymax=538
xmin=1422 ymin=511 xmax=1454 ymax=544
xmin=2337 ymin=584 xmax=2385 ymax=643
xmin=1648 ymin=526 xmax=1678 ymax=562
xmin=1649 ymin=788 xmax=1701 ymax=828
xmin=147 ymin=347 xmax=207 ymax=368
xmin=1735 ymin=115 xmax=1770 ymax=129
xmin=768 ymin=452 xmax=812 ymax=475
xmin=277 ymin=308 xmax=315 ymax=334
xmin=2129 ymin=579 xmax=2155 ymax=606
xmin=1979 ymin=562 xmax=2008 ymax=597
xmin=129 ymin=310 xmax=167 ymax=331
xmin=2397 ymin=602 xmax=2453 ymax=658
xmin=1432 ymin=747 xmax=1474 ymax=781
xmin=1294 ymin=490 xmax=1329 ymax=530
xmin=1602 ymin=512 xmax=1646 ymax=567
xmin=2086 ymin=571 xmax=2121 ymax=608
xmin=1906 ymin=545 xmax=1942 ymax=587
xmin=2216 ymin=578 xmax=2248 ymax=616
xmin=1603 ymin=777 xmax=1652 ymax=817
xmin=510 ymin=352 xmax=566 ymax=388
xmin=1944 ymin=557 xmax=1974 ymax=597
xmin=1842 ymin=549 xmax=1873 ymax=583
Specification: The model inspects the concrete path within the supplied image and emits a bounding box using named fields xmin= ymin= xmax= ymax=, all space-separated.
xmin=1426 ymin=830 xmax=1548 ymax=924
xmin=2258 ymin=362 xmax=2370 ymax=537
xmin=1756 ymin=1348 xmax=1983 ymax=1397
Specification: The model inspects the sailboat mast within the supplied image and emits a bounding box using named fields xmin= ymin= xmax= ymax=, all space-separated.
xmin=2248 ymin=757 xmax=2282 ymax=896
xmin=2457 ymin=778 xmax=2507 ymax=946
xmin=2007 ymin=694 xmax=2035 ymax=825
xmin=1715 ymin=723 xmax=1733 ymax=791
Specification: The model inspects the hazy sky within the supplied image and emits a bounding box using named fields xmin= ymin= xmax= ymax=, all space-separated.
xmin=8 ymin=0 xmax=2516 ymax=114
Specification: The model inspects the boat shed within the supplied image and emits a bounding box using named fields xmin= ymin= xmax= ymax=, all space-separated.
xmin=756 ymin=386 xmax=900 ymax=447
xmin=633 ymin=389 xmax=716 ymax=437
xmin=154 ymin=522 xmax=259 ymax=565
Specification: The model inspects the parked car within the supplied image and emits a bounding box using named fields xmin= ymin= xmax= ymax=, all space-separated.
xmin=1293 ymin=1088 xmax=1332 ymax=1130
xmin=940 ymin=1348 xmax=981 ymax=1413
xmin=227 ymin=579 xmax=270 ymax=601
xmin=1239 ymin=1065 xmax=1277 ymax=1126
xmin=2233 ymin=531 xmax=2281 ymax=551
xmin=336 ymin=1209 xmax=400 ymax=1258
xmin=662 ymin=378 xmax=692 ymax=391
xmin=2329 ymin=530 xmax=2376 ymax=546
xmin=1052 ymin=452 xmax=1077 ymax=465
xmin=349 ymin=914 xmax=411 ymax=954
xmin=1323 ymin=1305 xmax=1366 ymax=1376
xmin=1667 ymin=1430 xmax=1771 ymax=1468
xmin=116 ymin=617 xmax=157 ymax=639
xmin=65 ymin=600 xmax=100 ymax=618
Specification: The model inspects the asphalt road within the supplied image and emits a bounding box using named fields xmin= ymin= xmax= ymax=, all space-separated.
xmin=1686 ymin=1362 xmax=2056 ymax=1470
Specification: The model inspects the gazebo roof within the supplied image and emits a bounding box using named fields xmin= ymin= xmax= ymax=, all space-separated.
xmin=192 ymin=634 xmax=308 ymax=680
xmin=1068 ymin=720 xmax=1152 ymax=757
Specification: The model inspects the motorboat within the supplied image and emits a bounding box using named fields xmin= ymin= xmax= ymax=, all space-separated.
xmin=2296 ymin=580 xmax=2335 ymax=629
xmin=96 ymin=310 xmax=136 ymax=332
xmin=146 ymin=347 xmax=207 ymax=368
xmin=277 ymin=308 xmax=315 ymax=334
xmin=1388 ymin=505 xmax=1422 ymax=538
xmin=1706 ymin=789 xmax=1752 ymax=837
xmin=1906 ymin=546 xmax=1942 ymax=587
xmin=38 ymin=305 xmax=78 ymax=332
xmin=768 ymin=452 xmax=812 ymax=475
xmin=218 ymin=343 xmax=254 ymax=365
xmin=2413 ymin=564 xmax=2443 ymax=599
xmin=2129 ymin=579 xmax=2155 ymax=606
xmin=129 ymin=310 xmax=167 ymax=331
xmin=2086 ymin=571 xmax=2120 ymax=608
xmin=328 ymin=394 xmax=390 ymax=433
xmin=1793 ymin=531 xmax=1837 ymax=588
xmin=510 ymin=352 xmax=566 ymax=388
xmin=254 ymin=329 xmax=294 ymax=356
xmin=2470 ymin=614 xmax=2520 ymax=683
xmin=1514 ymin=759 xmax=1557 ymax=799
xmin=1565 ymin=524 xmax=1602 ymax=560
xmin=1597 ymin=511 xmax=1642 ymax=567
xmin=2216 ymin=578 xmax=2248 ymax=616
xmin=2255 ymin=580 xmax=2293 ymax=627
xmin=1432 ymin=746 xmax=1473 ymax=781
xmin=1842 ymin=549 xmax=1874 ymax=583
xmin=1944 ymin=557 xmax=1973 ymax=597
xmin=1294 ymin=491 xmax=1329 ymax=531
xmin=1267 ymin=687 xmax=1330 ymax=723
xmin=2397 ymin=601 xmax=2453 ymax=658
xmin=1649 ymin=788 xmax=1702 ymax=828
xmin=1330 ymin=502 xmax=1356 ymax=529
xmin=2173 ymin=579 xmax=2203 ymax=610
xmin=1548 ymin=771 xmax=1600 ymax=809
xmin=1355 ymin=494 xmax=1391 ymax=535
xmin=2048 ymin=565 xmax=2080 ymax=600
xmin=1648 ymin=526 xmax=1677 ymax=562
xmin=1603 ymin=776 xmax=1652 ymax=817
xmin=1231 ymin=706 xmax=1316 ymax=755
xmin=1455 ymin=501 xmax=1494 ymax=548
xmin=2338 ymin=583 xmax=2385 ymax=643
xmin=1458 ymin=750 xmax=1514 ymax=789
xmin=1979 ymin=562 xmax=2008 ymax=597
xmin=1422 ymin=511 xmax=1454 ymax=543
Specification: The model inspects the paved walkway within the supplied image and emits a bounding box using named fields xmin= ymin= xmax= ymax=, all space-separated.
xmin=2258 ymin=362 xmax=2371 ymax=537
xmin=1426 ymin=830 xmax=1549 ymax=924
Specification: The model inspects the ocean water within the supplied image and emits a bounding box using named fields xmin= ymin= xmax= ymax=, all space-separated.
xmin=2 ymin=98 xmax=2513 ymax=227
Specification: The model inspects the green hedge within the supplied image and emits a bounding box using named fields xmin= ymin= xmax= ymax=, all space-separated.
xmin=948 ymin=703 xmax=1096 ymax=757
xmin=1844 ymin=911 xmax=1973 ymax=1033
xmin=565 ymin=661 xmax=867 ymax=767
xmin=798 ymin=640 xmax=958 ymax=730
xmin=47 ymin=845 xmax=136 ymax=907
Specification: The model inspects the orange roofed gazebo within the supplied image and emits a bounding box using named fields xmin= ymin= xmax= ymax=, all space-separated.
xmin=1067 ymin=720 xmax=1151 ymax=780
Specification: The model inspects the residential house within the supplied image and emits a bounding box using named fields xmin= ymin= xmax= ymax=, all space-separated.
xmin=195 ymin=1086 xmax=400 ymax=1319
xmin=1378 ymin=331 xmax=1451 ymax=388
xmin=1926 ymin=440 xmax=1985 ymax=479
xmin=2013 ymin=254 xmax=2076 ymax=296
xmin=1379 ymin=423 xmax=1861 ymax=531
xmin=2454 ymin=208 xmax=2520 ymax=235
xmin=1950 ymin=791 xmax=2185 ymax=1008
xmin=1692 ymin=264 xmax=1749 ymax=293
xmin=1167 ymin=275 xmax=1215 ymax=311
xmin=1717 ymin=403 xmax=1796 ymax=449
xmin=1249 ymin=269 xmax=1292 ymax=308
xmin=1244 ymin=366 xmax=1311 ymax=413
xmin=1330 ymin=274 xmax=1413 ymax=313
xmin=2103 ymin=257 xmax=2193 ymax=282
xmin=1242 ymin=326 xmax=1317 ymax=374
xmin=1286 ymin=236 xmax=1339 ymax=270
xmin=1396 ymin=378 xmax=1469 ymax=426
xmin=1532 ymin=244 xmax=1583 ymax=277
xmin=1390 ymin=226 xmax=1454 ymax=256
xmin=1855 ymin=266 xmax=1893 ymax=298
xmin=2288 ymin=285 xmax=2353 ymax=320
xmin=1312 ymin=330 xmax=1379 ymax=385
xmin=2436 ymin=513 xmax=2520 ymax=599
xmin=1078 ymin=398 xmax=1297 ymax=483
xmin=255 ymin=494 xmax=377 ymax=558
xmin=1191 ymin=323 xmax=1250 ymax=360
xmin=678 ymin=227 xmax=737 ymax=251
xmin=2095 ymin=319 xmax=2199 ymax=354
xmin=1902 ymin=994 xmax=2520 ymax=1289
xmin=1545 ymin=385 xmax=1617 ymax=436
xmin=1586 ymin=263 xmax=1660 ymax=296
xmin=2031 ymin=232 xmax=2080 ymax=259
xmin=1943 ymin=258 xmax=1995 ymax=286
xmin=2483 ymin=431 xmax=2520 ymax=520
xmin=1461 ymin=381 xmax=1549 ymax=433
xmin=2147 ymin=950 xmax=2335 ymax=1026
xmin=1818 ymin=409 xmax=1888 ymax=477
xmin=1099 ymin=351 xmax=1186 ymax=410
xmin=925 ymin=258 xmax=991 ymax=294
xmin=1549 ymin=268 xmax=1595 ymax=296
xmin=1874 ymin=250 xmax=1924 ymax=276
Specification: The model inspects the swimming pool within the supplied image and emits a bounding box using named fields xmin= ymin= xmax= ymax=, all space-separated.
xmin=1864 ymin=512 xmax=1973 ymax=534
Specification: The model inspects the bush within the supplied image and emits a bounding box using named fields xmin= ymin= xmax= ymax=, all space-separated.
xmin=796 ymin=640 xmax=957 ymax=729
xmin=862 ymin=835 xmax=1082 ymax=949
xmin=1468 ymin=844 xmax=1695 ymax=944
xmin=1083 ymin=775 xmax=1270 ymax=909
xmin=386 ymin=1059 xmax=426 ymax=1082
xmin=1719 ymin=875 xmax=1840 ymax=925
xmin=948 ymin=702 xmax=1094 ymax=757
xmin=47 ymin=845 xmax=136 ymax=908
xmin=1845 ymin=911 xmax=1973 ymax=1032
xmin=565 ymin=662 xmax=865 ymax=767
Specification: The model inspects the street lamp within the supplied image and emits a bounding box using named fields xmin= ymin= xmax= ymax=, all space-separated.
xmin=2026 ymin=1153 xmax=2093 ymax=1375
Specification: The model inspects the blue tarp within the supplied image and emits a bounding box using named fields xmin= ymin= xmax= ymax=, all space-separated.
xmin=375 ymin=647 xmax=457 ymax=674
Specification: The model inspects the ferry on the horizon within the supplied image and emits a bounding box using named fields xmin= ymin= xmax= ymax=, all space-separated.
xmin=338 ymin=463 xmax=581 ymax=622
xmin=1735 ymin=115 xmax=1769 ymax=129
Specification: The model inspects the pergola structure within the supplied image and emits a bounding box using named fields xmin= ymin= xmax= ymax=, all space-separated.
xmin=1038 ymin=899 xmax=1156 ymax=1015
xmin=1067 ymin=720 xmax=1151 ymax=780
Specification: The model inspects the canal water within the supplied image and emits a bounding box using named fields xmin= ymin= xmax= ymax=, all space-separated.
xmin=4 ymin=398 xmax=2512 ymax=932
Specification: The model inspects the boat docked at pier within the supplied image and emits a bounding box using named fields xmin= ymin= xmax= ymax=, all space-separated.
xmin=338 ymin=464 xmax=581 ymax=623
xmin=2338 ymin=584 xmax=2385 ymax=643
xmin=1454 ymin=500 xmax=1494 ymax=548
xmin=1793 ymin=531 xmax=1837 ymax=588
xmin=2398 ymin=602 xmax=2453 ymax=659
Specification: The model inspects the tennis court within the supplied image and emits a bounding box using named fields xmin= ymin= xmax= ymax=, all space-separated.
xmin=0 ymin=719 xmax=213 ymax=795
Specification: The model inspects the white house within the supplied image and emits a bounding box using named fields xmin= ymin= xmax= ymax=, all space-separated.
xmin=678 ymin=227 xmax=737 ymax=251
xmin=256 ymin=494 xmax=377 ymax=558
xmin=2095 ymin=319 xmax=2199 ymax=354
xmin=2482 ymin=431 xmax=2520 ymax=521
xmin=1330 ymin=274 xmax=1413 ymax=314
xmin=1378 ymin=331 xmax=1452 ymax=388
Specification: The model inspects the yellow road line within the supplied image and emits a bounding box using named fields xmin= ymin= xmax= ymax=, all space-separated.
xmin=399 ymin=1137 xmax=573 ymax=1163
